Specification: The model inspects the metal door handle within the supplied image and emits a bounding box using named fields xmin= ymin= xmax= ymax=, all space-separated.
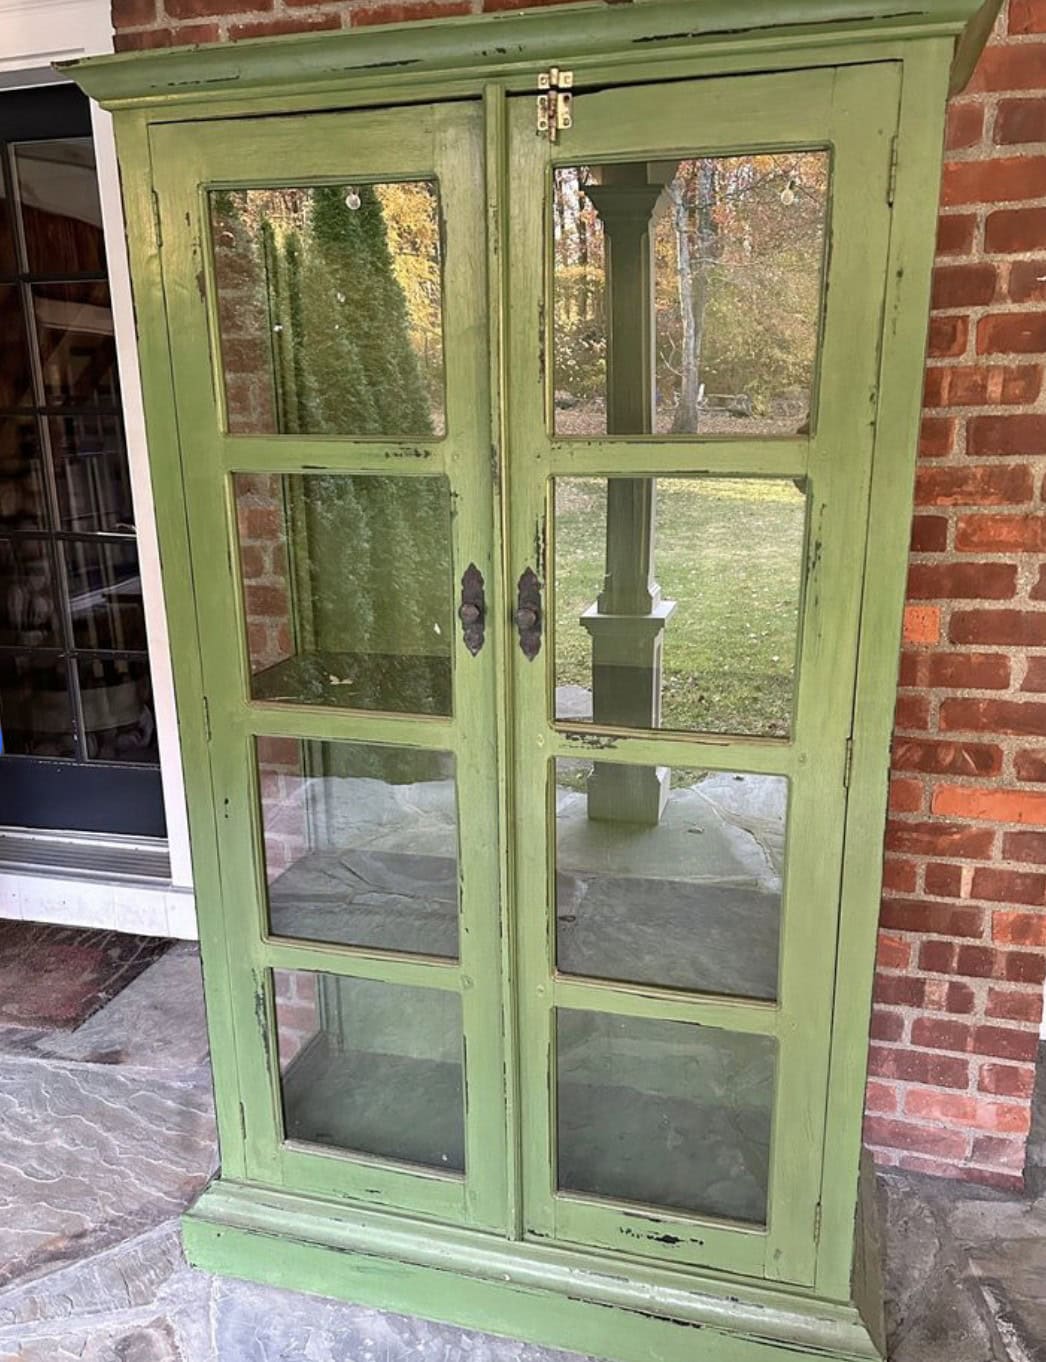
xmin=516 ymin=567 xmax=542 ymax=660
xmin=459 ymin=564 xmax=485 ymax=656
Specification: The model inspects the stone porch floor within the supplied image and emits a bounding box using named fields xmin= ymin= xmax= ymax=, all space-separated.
xmin=0 ymin=944 xmax=1044 ymax=1361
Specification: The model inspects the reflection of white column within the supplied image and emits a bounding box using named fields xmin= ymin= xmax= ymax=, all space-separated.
xmin=580 ymin=601 xmax=676 ymax=821
xmin=582 ymin=167 xmax=675 ymax=825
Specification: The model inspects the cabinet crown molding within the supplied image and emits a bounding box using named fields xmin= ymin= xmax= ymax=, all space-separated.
xmin=61 ymin=0 xmax=1000 ymax=111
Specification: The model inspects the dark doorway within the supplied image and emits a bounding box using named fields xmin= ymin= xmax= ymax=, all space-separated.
xmin=0 ymin=86 xmax=164 ymax=836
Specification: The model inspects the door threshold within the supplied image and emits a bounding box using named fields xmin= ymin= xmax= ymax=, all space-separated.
xmin=0 ymin=829 xmax=171 ymax=883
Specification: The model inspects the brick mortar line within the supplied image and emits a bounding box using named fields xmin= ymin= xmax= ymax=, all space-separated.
xmin=879 ymin=887 xmax=1046 ymax=905
xmin=875 ymin=983 xmax=1040 ymax=1004
xmin=870 ymin=1040 xmax=1038 ymax=1072
xmin=875 ymin=1006 xmax=1041 ymax=1026
xmin=875 ymin=971 xmax=1042 ymax=992
xmin=946 ymin=145 xmax=1046 ymax=163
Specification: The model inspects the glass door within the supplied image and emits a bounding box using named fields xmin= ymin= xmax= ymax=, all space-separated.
xmin=150 ymin=102 xmax=508 ymax=1229
xmin=0 ymin=85 xmax=163 ymax=835
xmin=506 ymin=64 xmax=901 ymax=1285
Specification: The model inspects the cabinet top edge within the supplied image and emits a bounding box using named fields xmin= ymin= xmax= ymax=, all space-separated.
xmin=61 ymin=0 xmax=998 ymax=113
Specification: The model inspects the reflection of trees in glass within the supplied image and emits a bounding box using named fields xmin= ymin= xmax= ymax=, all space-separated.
xmin=238 ymin=181 xmax=439 ymax=437
xmin=218 ymin=184 xmax=451 ymax=724
xmin=553 ymin=154 xmax=829 ymax=432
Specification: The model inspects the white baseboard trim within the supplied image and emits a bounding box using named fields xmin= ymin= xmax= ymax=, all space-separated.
xmin=0 ymin=869 xmax=197 ymax=940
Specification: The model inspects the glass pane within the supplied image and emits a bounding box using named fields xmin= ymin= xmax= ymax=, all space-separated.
xmin=210 ymin=183 xmax=445 ymax=437
xmin=0 ymin=286 xmax=34 ymax=408
xmin=259 ymin=737 xmax=458 ymax=957
xmin=33 ymin=282 xmax=118 ymax=408
xmin=275 ymin=970 xmax=464 ymax=1172
xmin=557 ymin=1009 xmax=774 ymax=1224
xmin=235 ymin=472 xmax=452 ymax=716
xmin=0 ymin=538 xmax=60 ymax=646
xmin=554 ymin=476 xmax=805 ymax=738
xmin=13 ymin=139 xmax=105 ymax=276
xmin=552 ymin=153 xmax=829 ymax=437
xmin=0 ymin=653 xmax=73 ymax=757
xmin=555 ymin=760 xmax=785 ymax=1000
xmin=79 ymin=656 xmax=158 ymax=765
xmin=63 ymin=538 xmax=145 ymax=651
xmin=50 ymin=415 xmax=134 ymax=533
xmin=0 ymin=418 xmax=46 ymax=531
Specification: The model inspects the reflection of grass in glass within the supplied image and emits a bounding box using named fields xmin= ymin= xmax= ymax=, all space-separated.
xmin=554 ymin=478 xmax=805 ymax=737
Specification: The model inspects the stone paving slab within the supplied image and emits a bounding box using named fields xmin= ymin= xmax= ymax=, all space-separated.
xmin=0 ymin=1223 xmax=187 ymax=1333
xmin=0 ymin=946 xmax=209 ymax=1072
xmin=43 ymin=945 xmax=211 ymax=1072
xmin=0 ymin=1060 xmax=215 ymax=1288
xmin=1 ymin=1318 xmax=185 ymax=1362
xmin=879 ymin=1171 xmax=1046 ymax=1362
xmin=966 ymin=1223 xmax=1046 ymax=1362
xmin=0 ymin=1225 xmax=215 ymax=1362
xmin=0 ymin=1288 xmax=215 ymax=1362
xmin=210 ymin=1276 xmax=592 ymax=1362
xmin=0 ymin=1286 xmax=215 ymax=1362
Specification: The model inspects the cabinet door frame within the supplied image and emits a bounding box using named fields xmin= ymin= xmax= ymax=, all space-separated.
xmin=505 ymin=62 xmax=901 ymax=1287
xmin=150 ymin=99 xmax=510 ymax=1231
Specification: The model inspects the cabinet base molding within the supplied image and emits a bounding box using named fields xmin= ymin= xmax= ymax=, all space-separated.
xmin=184 ymin=1177 xmax=885 ymax=1362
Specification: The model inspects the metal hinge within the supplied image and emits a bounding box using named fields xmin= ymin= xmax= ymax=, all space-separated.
xmin=886 ymin=134 xmax=899 ymax=207
xmin=151 ymin=188 xmax=163 ymax=248
xmin=203 ymin=695 xmax=212 ymax=743
xmin=813 ymin=1201 xmax=823 ymax=1244
xmin=843 ymin=737 xmax=854 ymax=791
xmin=537 ymin=67 xmax=574 ymax=142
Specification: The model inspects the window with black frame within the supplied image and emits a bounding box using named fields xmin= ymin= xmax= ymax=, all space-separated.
xmin=0 ymin=86 xmax=164 ymax=838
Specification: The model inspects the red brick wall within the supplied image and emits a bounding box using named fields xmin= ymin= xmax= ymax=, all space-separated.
xmin=113 ymin=0 xmax=1046 ymax=1188
xmin=275 ymin=966 xmax=319 ymax=1066
xmin=867 ymin=1 xmax=1046 ymax=1191
xmin=110 ymin=0 xmax=577 ymax=48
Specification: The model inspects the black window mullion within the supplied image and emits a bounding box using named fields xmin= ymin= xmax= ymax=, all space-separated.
xmin=3 ymin=529 xmax=138 ymax=545
xmin=0 ymin=406 xmax=122 ymax=419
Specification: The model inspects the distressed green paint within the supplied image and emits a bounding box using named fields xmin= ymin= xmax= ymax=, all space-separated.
xmin=67 ymin=0 xmax=989 ymax=112
xmin=816 ymin=37 xmax=956 ymax=1305
xmin=67 ymin=4 xmax=997 ymax=1360
xmin=149 ymin=99 xmax=509 ymax=1228
xmin=483 ymin=81 xmax=526 ymax=1242
xmin=504 ymin=60 xmax=899 ymax=1291
xmin=106 ymin=107 xmax=253 ymax=1184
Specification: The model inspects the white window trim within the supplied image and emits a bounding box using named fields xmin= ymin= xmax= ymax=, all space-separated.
xmin=0 ymin=0 xmax=196 ymax=932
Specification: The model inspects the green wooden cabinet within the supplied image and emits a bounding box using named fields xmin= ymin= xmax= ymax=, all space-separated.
xmin=68 ymin=4 xmax=998 ymax=1359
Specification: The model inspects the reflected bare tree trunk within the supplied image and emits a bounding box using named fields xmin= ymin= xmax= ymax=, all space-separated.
xmin=670 ymin=160 xmax=719 ymax=435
